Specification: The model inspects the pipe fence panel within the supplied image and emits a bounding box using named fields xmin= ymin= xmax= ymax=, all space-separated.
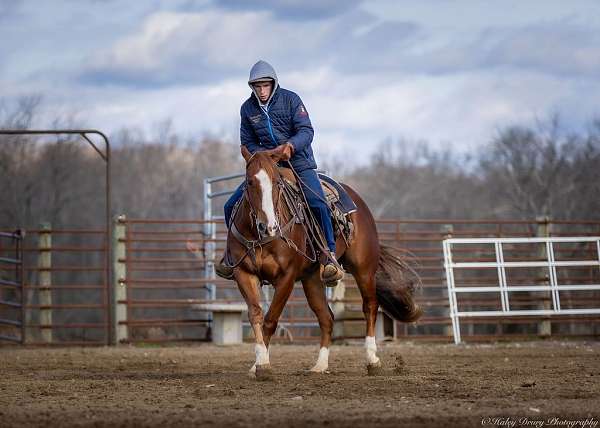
xmin=444 ymin=236 xmax=600 ymax=344
xmin=3 ymin=219 xmax=600 ymax=345
xmin=0 ymin=231 xmax=25 ymax=343
xmin=0 ymin=129 xmax=112 ymax=345
xmin=1 ymin=228 xmax=109 ymax=345
xmin=114 ymin=218 xmax=213 ymax=343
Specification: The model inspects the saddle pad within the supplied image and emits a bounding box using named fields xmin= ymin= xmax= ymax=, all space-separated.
xmin=277 ymin=167 xmax=357 ymax=215
xmin=318 ymin=173 xmax=357 ymax=215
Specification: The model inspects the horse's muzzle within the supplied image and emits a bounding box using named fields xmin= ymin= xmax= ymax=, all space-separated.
xmin=258 ymin=221 xmax=278 ymax=237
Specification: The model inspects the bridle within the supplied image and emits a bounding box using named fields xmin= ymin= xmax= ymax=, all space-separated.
xmin=224 ymin=155 xmax=317 ymax=270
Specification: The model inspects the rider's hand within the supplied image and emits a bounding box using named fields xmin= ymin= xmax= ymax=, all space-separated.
xmin=280 ymin=142 xmax=294 ymax=161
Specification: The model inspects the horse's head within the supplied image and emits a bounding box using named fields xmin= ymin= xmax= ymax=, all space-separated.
xmin=241 ymin=145 xmax=285 ymax=237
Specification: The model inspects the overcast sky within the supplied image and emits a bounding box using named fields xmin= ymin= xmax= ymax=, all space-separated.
xmin=2 ymin=0 xmax=600 ymax=162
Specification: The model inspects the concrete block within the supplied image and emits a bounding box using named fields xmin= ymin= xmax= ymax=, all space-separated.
xmin=192 ymin=303 xmax=247 ymax=345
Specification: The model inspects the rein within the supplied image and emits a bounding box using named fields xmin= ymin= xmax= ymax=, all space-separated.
xmin=224 ymin=170 xmax=317 ymax=270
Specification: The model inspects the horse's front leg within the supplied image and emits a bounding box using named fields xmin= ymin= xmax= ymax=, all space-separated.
xmin=262 ymin=270 xmax=297 ymax=349
xmin=234 ymin=270 xmax=270 ymax=379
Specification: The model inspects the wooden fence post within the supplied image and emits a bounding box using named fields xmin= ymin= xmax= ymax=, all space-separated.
xmin=536 ymin=216 xmax=552 ymax=337
xmin=38 ymin=223 xmax=52 ymax=343
xmin=113 ymin=215 xmax=128 ymax=344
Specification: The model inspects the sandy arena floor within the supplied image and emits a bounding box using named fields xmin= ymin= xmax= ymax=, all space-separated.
xmin=0 ymin=341 xmax=599 ymax=427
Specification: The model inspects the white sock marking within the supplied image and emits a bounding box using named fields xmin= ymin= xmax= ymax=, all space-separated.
xmin=255 ymin=169 xmax=277 ymax=234
xmin=365 ymin=336 xmax=380 ymax=365
xmin=255 ymin=343 xmax=270 ymax=366
xmin=310 ymin=347 xmax=330 ymax=372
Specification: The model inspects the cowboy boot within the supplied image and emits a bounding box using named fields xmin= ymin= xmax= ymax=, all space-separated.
xmin=322 ymin=251 xmax=344 ymax=287
xmin=215 ymin=256 xmax=234 ymax=280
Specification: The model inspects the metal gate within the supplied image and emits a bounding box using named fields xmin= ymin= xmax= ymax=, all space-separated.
xmin=0 ymin=130 xmax=112 ymax=344
xmin=0 ymin=231 xmax=25 ymax=343
xmin=203 ymin=173 xmax=244 ymax=304
xmin=443 ymin=236 xmax=600 ymax=344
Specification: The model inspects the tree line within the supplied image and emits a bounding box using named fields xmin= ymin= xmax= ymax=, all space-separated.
xmin=1 ymin=97 xmax=599 ymax=230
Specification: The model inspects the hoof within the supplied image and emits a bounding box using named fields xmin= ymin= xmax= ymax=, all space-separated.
xmin=367 ymin=361 xmax=384 ymax=376
xmin=255 ymin=364 xmax=273 ymax=381
xmin=309 ymin=367 xmax=329 ymax=374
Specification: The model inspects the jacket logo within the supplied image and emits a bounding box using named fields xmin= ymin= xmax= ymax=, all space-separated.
xmin=298 ymin=105 xmax=308 ymax=116
xmin=250 ymin=114 xmax=262 ymax=124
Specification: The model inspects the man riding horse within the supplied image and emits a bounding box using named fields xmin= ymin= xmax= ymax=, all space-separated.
xmin=215 ymin=60 xmax=343 ymax=284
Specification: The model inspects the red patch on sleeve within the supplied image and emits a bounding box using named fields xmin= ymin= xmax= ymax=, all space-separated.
xmin=298 ymin=104 xmax=308 ymax=116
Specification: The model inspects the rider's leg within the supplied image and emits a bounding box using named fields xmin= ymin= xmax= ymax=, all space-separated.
xmin=297 ymin=169 xmax=336 ymax=253
xmin=224 ymin=182 xmax=246 ymax=228
xmin=297 ymin=169 xmax=343 ymax=284
xmin=216 ymin=182 xmax=245 ymax=279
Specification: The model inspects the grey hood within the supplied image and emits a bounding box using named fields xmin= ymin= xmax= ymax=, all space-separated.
xmin=248 ymin=60 xmax=279 ymax=107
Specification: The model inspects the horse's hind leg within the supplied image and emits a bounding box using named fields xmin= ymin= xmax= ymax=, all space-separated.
xmin=234 ymin=270 xmax=270 ymax=378
xmin=341 ymin=184 xmax=383 ymax=374
xmin=301 ymin=270 xmax=334 ymax=373
xmin=352 ymin=269 xmax=382 ymax=374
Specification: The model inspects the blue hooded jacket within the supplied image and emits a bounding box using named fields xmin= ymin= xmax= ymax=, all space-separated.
xmin=240 ymin=60 xmax=317 ymax=171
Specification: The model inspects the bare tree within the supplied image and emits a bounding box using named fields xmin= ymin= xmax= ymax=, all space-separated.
xmin=479 ymin=116 xmax=599 ymax=219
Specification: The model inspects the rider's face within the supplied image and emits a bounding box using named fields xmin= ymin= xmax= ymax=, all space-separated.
xmin=253 ymin=81 xmax=273 ymax=103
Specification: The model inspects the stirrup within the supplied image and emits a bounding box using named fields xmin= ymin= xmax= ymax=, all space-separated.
xmin=322 ymin=255 xmax=343 ymax=287
xmin=215 ymin=257 xmax=234 ymax=280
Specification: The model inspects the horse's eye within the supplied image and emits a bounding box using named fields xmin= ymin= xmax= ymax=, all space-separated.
xmin=247 ymin=178 xmax=254 ymax=186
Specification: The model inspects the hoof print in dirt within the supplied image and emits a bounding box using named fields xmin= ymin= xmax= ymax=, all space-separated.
xmin=367 ymin=362 xmax=384 ymax=376
xmin=255 ymin=364 xmax=274 ymax=381
xmin=394 ymin=355 xmax=407 ymax=375
xmin=307 ymin=369 xmax=330 ymax=375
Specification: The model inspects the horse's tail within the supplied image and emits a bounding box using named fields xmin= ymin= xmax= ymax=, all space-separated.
xmin=375 ymin=244 xmax=423 ymax=323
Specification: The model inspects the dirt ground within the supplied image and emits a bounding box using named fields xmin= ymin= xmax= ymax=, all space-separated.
xmin=0 ymin=341 xmax=598 ymax=428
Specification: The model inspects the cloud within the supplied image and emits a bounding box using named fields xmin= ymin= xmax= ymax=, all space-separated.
xmin=85 ymin=6 xmax=600 ymax=91
xmin=79 ymin=8 xmax=421 ymax=87
xmin=482 ymin=24 xmax=600 ymax=77
xmin=0 ymin=1 xmax=21 ymax=21
xmin=387 ymin=22 xmax=600 ymax=78
xmin=216 ymin=0 xmax=363 ymax=20
xmin=80 ymin=10 xmax=274 ymax=87
xmin=4 ymin=0 xmax=600 ymax=165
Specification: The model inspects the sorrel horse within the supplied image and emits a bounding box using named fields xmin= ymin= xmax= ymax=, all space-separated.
xmin=228 ymin=145 xmax=422 ymax=378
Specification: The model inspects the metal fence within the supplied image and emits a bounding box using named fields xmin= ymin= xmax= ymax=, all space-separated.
xmin=0 ymin=226 xmax=110 ymax=345
xmin=2 ymin=218 xmax=600 ymax=345
xmin=115 ymin=217 xmax=600 ymax=344
xmin=443 ymin=236 xmax=600 ymax=343
xmin=0 ymin=231 xmax=25 ymax=343
xmin=0 ymin=129 xmax=112 ymax=345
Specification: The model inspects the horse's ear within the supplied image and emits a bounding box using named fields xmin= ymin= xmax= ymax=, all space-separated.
xmin=240 ymin=145 xmax=252 ymax=162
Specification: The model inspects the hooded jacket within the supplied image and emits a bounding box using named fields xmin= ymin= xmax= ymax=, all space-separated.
xmin=240 ymin=60 xmax=317 ymax=171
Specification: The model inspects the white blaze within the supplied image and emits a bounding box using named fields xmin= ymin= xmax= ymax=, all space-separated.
xmin=255 ymin=169 xmax=277 ymax=231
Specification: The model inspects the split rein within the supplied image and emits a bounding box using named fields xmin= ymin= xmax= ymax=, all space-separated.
xmin=224 ymin=171 xmax=317 ymax=270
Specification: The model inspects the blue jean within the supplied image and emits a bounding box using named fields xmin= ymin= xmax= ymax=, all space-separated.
xmin=224 ymin=168 xmax=336 ymax=252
